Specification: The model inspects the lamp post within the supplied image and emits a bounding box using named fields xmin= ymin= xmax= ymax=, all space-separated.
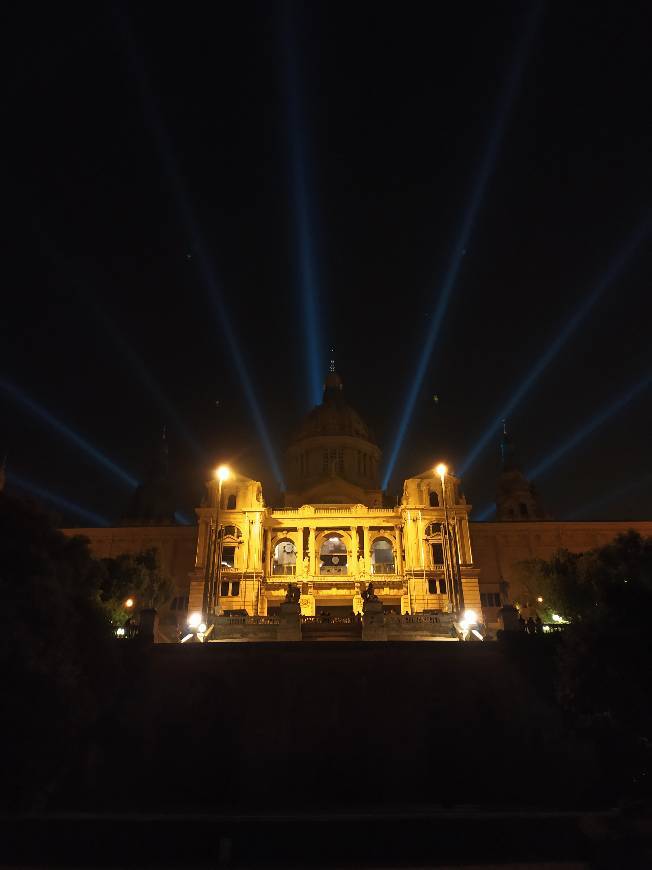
xmin=203 ymin=465 xmax=231 ymax=619
xmin=435 ymin=463 xmax=464 ymax=615
xmin=212 ymin=465 xmax=231 ymax=615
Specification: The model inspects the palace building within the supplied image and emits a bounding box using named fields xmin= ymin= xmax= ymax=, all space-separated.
xmin=188 ymin=369 xmax=478 ymax=623
xmin=60 ymin=368 xmax=651 ymax=640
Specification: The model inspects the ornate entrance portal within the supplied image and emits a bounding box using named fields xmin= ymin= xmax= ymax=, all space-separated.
xmin=319 ymin=534 xmax=347 ymax=575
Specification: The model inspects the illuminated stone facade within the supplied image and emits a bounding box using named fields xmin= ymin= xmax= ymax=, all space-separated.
xmin=61 ymin=372 xmax=651 ymax=638
xmin=187 ymin=371 xmax=479 ymax=620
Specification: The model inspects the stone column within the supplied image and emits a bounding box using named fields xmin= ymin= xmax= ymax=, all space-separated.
xmin=264 ymin=527 xmax=272 ymax=578
xmin=308 ymin=527 xmax=316 ymax=576
xmin=350 ymin=526 xmax=358 ymax=575
xmin=296 ymin=527 xmax=304 ymax=577
xmin=363 ymin=526 xmax=370 ymax=575
xmin=394 ymin=525 xmax=403 ymax=575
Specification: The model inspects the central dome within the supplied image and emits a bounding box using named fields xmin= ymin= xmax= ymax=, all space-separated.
xmin=284 ymin=370 xmax=383 ymax=507
xmin=293 ymin=393 xmax=377 ymax=444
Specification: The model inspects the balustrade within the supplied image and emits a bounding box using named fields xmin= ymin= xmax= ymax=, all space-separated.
xmin=371 ymin=563 xmax=396 ymax=575
xmin=272 ymin=564 xmax=296 ymax=576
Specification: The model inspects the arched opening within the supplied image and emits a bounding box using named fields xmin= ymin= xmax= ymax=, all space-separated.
xmin=429 ymin=490 xmax=439 ymax=507
xmin=273 ymin=539 xmax=297 ymax=575
xmin=320 ymin=534 xmax=347 ymax=575
xmin=217 ymin=525 xmax=242 ymax=568
xmin=226 ymin=493 xmax=236 ymax=510
xmin=371 ymin=537 xmax=394 ymax=575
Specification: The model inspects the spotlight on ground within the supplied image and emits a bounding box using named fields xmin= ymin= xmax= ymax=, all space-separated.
xmin=527 ymin=372 xmax=651 ymax=480
xmin=7 ymin=471 xmax=110 ymax=527
xmin=283 ymin=5 xmax=324 ymax=408
xmin=381 ymin=2 xmax=543 ymax=490
xmin=115 ymin=9 xmax=285 ymax=490
xmin=1 ymin=379 xmax=138 ymax=489
xmin=459 ymin=215 xmax=652 ymax=478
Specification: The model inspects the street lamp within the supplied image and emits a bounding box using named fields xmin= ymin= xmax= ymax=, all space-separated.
xmin=434 ymin=462 xmax=464 ymax=616
xmin=208 ymin=465 xmax=231 ymax=617
xmin=124 ymin=597 xmax=134 ymax=609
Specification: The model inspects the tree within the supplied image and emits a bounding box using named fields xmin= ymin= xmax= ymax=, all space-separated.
xmin=0 ymin=492 xmax=117 ymax=811
xmin=521 ymin=532 xmax=652 ymax=801
xmin=99 ymin=548 xmax=173 ymax=626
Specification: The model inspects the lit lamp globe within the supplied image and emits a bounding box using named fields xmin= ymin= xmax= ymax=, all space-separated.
xmin=215 ymin=465 xmax=231 ymax=482
xmin=435 ymin=463 xmax=448 ymax=481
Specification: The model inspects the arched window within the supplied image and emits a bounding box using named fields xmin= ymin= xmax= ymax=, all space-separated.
xmin=320 ymin=534 xmax=347 ymax=575
xmin=219 ymin=525 xmax=242 ymax=539
xmin=226 ymin=494 xmax=236 ymax=510
xmin=431 ymin=542 xmax=444 ymax=566
xmin=273 ymin=539 xmax=297 ymax=576
xmin=429 ymin=490 xmax=439 ymax=508
xmin=371 ymin=537 xmax=394 ymax=575
xmin=424 ymin=523 xmax=439 ymax=537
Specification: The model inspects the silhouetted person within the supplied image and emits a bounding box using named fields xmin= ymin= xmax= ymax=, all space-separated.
xmin=518 ymin=615 xmax=526 ymax=633
xmin=535 ymin=615 xmax=543 ymax=634
xmin=526 ymin=617 xmax=536 ymax=635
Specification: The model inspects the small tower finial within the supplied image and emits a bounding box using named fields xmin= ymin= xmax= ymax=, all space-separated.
xmin=329 ymin=346 xmax=335 ymax=373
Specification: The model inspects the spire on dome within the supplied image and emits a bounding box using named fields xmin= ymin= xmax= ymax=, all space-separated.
xmin=323 ymin=348 xmax=343 ymax=395
xmin=500 ymin=420 xmax=520 ymax=472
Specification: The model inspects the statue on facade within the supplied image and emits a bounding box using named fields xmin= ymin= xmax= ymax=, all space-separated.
xmin=357 ymin=555 xmax=365 ymax=575
xmin=303 ymin=555 xmax=310 ymax=575
xmin=361 ymin=581 xmax=379 ymax=603
xmin=285 ymin=582 xmax=301 ymax=604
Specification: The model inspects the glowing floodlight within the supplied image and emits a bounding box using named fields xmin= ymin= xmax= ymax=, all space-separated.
xmin=124 ymin=598 xmax=134 ymax=609
xmin=537 ymin=596 xmax=543 ymax=603
xmin=435 ymin=463 xmax=448 ymax=480
xmin=187 ymin=612 xmax=203 ymax=629
xmin=464 ymin=609 xmax=478 ymax=625
xmin=198 ymin=622 xmax=207 ymax=634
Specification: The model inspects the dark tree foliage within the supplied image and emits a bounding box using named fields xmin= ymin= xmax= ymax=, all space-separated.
xmin=0 ymin=493 xmax=118 ymax=811
xmin=100 ymin=548 xmax=173 ymax=626
xmin=524 ymin=532 xmax=652 ymax=801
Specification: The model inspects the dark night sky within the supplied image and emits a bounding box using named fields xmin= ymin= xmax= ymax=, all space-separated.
xmin=1 ymin=1 xmax=650 ymax=526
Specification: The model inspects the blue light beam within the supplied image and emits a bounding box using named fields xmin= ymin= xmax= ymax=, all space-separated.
xmin=25 ymin=217 xmax=206 ymax=462
xmin=0 ymin=379 xmax=138 ymax=489
xmin=284 ymin=6 xmax=324 ymax=408
xmin=527 ymin=372 xmax=651 ymax=480
xmin=116 ymin=10 xmax=285 ymax=488
xmin=382 ymin=2 xmax=543 ymax=491
xmin=565 ymin=473 xmax=652 ymax=520
xmin=459 ymin=214 xmax=652 ymax=478
xmin=7 ymin=470 xmax=110 ymax=527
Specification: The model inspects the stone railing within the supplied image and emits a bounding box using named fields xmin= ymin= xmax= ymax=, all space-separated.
xmin=272 ymin=564 xmax=296 ymax=575
xmin=371 ymin=563 xmax=395 ymax=575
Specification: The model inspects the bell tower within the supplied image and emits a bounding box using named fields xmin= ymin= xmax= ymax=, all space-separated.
xmin=495 ymin=423 xmax=548 ymax=521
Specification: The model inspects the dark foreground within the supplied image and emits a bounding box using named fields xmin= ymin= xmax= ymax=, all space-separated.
xmin=2 ymin=806 xmax=652 ymax=868
xmin=5 ymin=640 xmax=652 ymax=866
